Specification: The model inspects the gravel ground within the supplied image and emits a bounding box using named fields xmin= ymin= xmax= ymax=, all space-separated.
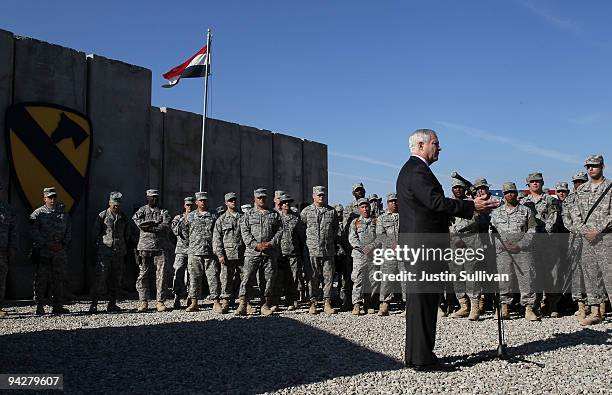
xmin=0 ymin=299 xmax=610 ymax=394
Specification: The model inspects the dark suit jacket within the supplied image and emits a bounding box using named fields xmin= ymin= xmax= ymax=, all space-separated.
xmin=396 ymin=156 xmax=475 ymax=291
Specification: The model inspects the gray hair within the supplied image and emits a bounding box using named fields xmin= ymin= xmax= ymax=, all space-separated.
xmin=409 ymin=129 xmax=437 ymax=153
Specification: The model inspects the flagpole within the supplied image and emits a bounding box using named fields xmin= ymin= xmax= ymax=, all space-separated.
xmin=199 ymin=28 xmax=212 ymax=192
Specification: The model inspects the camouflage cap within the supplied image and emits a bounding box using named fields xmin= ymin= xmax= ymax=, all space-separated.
xmin=109 ymin=191 xmax=122 ymax=203
xmin=43 ymin=187 xmax=57 ymax=197
xmin=279 ymin=193 xmax=294 ymax=203
xmin=356 ymin=197 xmax=369 ymax=206
xmin=502 ymin=182 xmax=518 ymax=193
xmin=452 ymin=179 xmax=467 ymax=188
xmin=526 ymin=172 xmax=543 ymax=183
xmin=254 ymin=188 xmax=267 ymax=197
xmin=572 ymin=172 xmax=588 ymax=182
xmin=387 ymin=192 xmax=397 ymax=201
xmin=274 ymin=190 xmax=286 ymax=199
xmin=352 ymin=182 xmax=365 ymax=192
xmin=555 ymin=182 xmax=569 ymax=192
xmin=585 ymin=154 xmax=604 ymax=166
xmin=334 ymin=204 xmax=344 ymax=212
xmin=224 ymin=192 xmax=237 ymax=201
xmin=473 ymin=178 xmax=490 ymax=188
xmin=313 ymin=186 xmax=326 ymax=195
xmin=146 ymin=189 xmax=160 ymax=197
xmin=184 ymin=196 xmax=195 ymax=204
xmin=241 ymin=204 xmax=252 ymax=210
xmin=195 ymin=191 xmax=208 ymax=200
xmin=369 ymin=194 xmax=379 ymax=201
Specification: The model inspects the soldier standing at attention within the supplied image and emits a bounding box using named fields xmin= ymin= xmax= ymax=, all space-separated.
xmin=301 ymin=186 xmax=339 ymax=315
xmin=90 ymin=191 xmax=129 ymax=313
xmin=276 ymin=193 xmax=305 ymax=310
xmin=133 ymin=189 xmax=171 ymax=313
xmin=181 ymin=192 xmax=219 ymax=313
xmin=349 ymin=198 xmax=377 ymax=316
xmin=571 ymin=155 xmax=611 ymax=325
xmin=171 ymin=196 xmax=194 ymax=309
xmin=0 ymin=182 xmax=17 ymax=318
xmin=492 ymin=182 xmax=538 ymax=321
xmin=236 ymin=188 xmax=283 ymax=316
xmin=376 ymin=192 xmax=401 ymax=316
xmin=30 ymin=187 xmax=71 ymax=315
xmin=213 ymin=192 xmax=244 ymax=313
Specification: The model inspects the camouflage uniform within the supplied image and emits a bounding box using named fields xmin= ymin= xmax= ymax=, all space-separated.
xmin=91 ymin=198 xmax=129 ymax=303
xmin=239 ymin=191 xmax=283 ymax=299
xmin=132 ymin=192 xmax=171 ymax=303
xmin=0 ymin=195 xmax=17 ymax=308
xmin=564 ymin=173 xmax=589 ymax=302
xmin=275 ymin=198 xmax=306 ymax=305
xmin=30 ymin=195 xmax=72 ymax=307
xmin=171 ymin=211 xmax=189 ymax=298
xmin=301 ymin=193 xmax=339 ymax=302
xmin=520 ymin=173 xmax=561 ymax=310
xmin=349 ymin=209 xmax=377 ymax=305
xmin=570 ymin=175 xmax=611 ymax=306
xmin=334 ymin=204 xmax=351 ymax=307
xmin=213 ymin=196 xmax=244 ymax=303
xmin=181 ymin=201 xmax=219 ymax=300
xmin=491 ymin=185 xmax=537 ymax=306
xmin=376 ymin=197 xmax=404 ymax=303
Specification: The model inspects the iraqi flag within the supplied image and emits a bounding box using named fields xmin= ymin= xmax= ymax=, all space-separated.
xmin=162 ymin=44 xmax=210 ymax=88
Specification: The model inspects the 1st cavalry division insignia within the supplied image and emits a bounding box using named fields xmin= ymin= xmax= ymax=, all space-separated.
xmin=5 ymin=103 xmax=92 ymax=214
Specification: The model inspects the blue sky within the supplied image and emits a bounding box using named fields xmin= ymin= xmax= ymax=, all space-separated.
xmin=2 ymin=1 xmax=611 ymax=204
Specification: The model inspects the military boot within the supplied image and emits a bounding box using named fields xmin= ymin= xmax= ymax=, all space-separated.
xmin=261 ymin=297 xmax=274 ymax=316
xmin=212 ymin=299 xmax=223 ymax=314
xmin=576 ymin=301 xmax=587 ymax=321
xmin=246 ymin=300 xmax=257 ymax=315
xmin=378 ymin=302 xmax=390 ymax=317
xmin=137 ymin=301 xmax=148 ymax=313
xmin=89 ymin=300 xmax=98 ymax=314
xmin=309 ymin=301 xmax=318 ymax=315
xmin=173 ymin=295 xmax=182 ymax=309
xmin=468 ymin=298 xmax=480 ymax=321
xmin=324 ymin=298 xmax=336 ymax=315
xmin=0 ymin=309 xmax=7 ymax=318
xmin=234 ymin=297 xmax=247 ymax=316
xmin=580 ymin=305 xmax=602 ymax=326
xmin=156 ymin=301 xmax=168 ymax=312
xmin=220 ymin=299 xmax=230 ymax=314
xmin=36 ymin=303 xmax=45 ymax=316
xmin=186 ymin=298 xmax=199 ymax=312
xmin=525 ymin=305 xmax=540 ymax=321
xmin=52 ymin=305 xmax=70 ymax=315
xmin=451 ymin=297 xmax=470 ymax=318
xmin=107 ymin=300 xmax=122 ymax=312
xmin=495 ymin=303 xmax=510 ymax=320
xmin=352 ymin=303 xmax=362 ymax=316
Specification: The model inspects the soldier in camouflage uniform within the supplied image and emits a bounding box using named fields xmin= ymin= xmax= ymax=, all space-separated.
xmin=344 ymin=183 xmax=366 ymax=226
xmin=376 ymin=192 xmax=402 ymax=317
xmin=570 ymin=155 xmax=611 ymax=325
xmin=349 ymin=198 xmax=377 ymax=315
xmin=0 ymin=183 xmax=17 ymax=318
xmin=564 ymin=172 xmax=589 ymax=318
xmin=132 ymin=189 xmax=171 ymax=312
xmin=273 ymin=190 xmax=286 ymax=213
xmin=30 ymin=187 xmax=71 ymax=315
xmin=341 ymin=183 xmax=366 ymax=311
xmin=213 ymin=192 xmax=244 ymax=313
xmin=301 ymin=186 xmax=339 ymax=315
xmin=334 ymin=204 xmax=351 ymax=310
xmin=235 ymin=188 xmax=283 ymax=316
xmin=492 ymin=182 xmax=539 ymax=321
xmin=180 ymin=192 xmax=220 ymax=313
xmin=369 ymin=194 xmax=383 ymax=218
xmin=90 ymin=191 xmax=129 ymax=313
xmin=520 ymin=172 xmax=561 ymax=317
xmin=275 ymin=194 xmax=305 ymax=310
xmin=171 ymin=196 xmax=194 ymax=309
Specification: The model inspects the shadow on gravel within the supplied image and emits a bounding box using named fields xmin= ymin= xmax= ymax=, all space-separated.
xmin=447 ymin=328 xmax=611 ymax=367
xmin=0 ymin=317 xmax=403 ymax=393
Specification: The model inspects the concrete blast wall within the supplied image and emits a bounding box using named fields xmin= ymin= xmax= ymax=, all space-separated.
xmin=0 ymin=29 xmax=327 ymax=298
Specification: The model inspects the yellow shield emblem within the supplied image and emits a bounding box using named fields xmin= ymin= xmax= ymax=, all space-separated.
xmin=5 ymin=103 xmax=92 ymax=213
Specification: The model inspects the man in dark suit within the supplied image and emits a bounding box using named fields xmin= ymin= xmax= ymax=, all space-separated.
xmin=397 ymin=129 xmax=499 ymax=371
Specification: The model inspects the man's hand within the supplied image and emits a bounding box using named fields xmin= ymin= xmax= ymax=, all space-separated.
xmin=218 ymin=255 xmax=225 ymax=265
xmin=585 ymin=230 xmax=600 ymax=244
xmin=255 ymin=242 xmax=265 ymax=252
xmin=260 ymin=241 xmax=272 ymax=251
xmin=454 ymin=239 xmax=467 ymax=249
xmin=504 ymin=241 xmax=521 ymax=254
xmin=474 ymin=195 xmax=500 ymax=213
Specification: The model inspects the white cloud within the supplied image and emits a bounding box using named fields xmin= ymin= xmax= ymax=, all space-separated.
xmin=520 ymin=1 xmax=579 ymax=33
xmin=329 ymin=151 xmax=401 ymax=169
